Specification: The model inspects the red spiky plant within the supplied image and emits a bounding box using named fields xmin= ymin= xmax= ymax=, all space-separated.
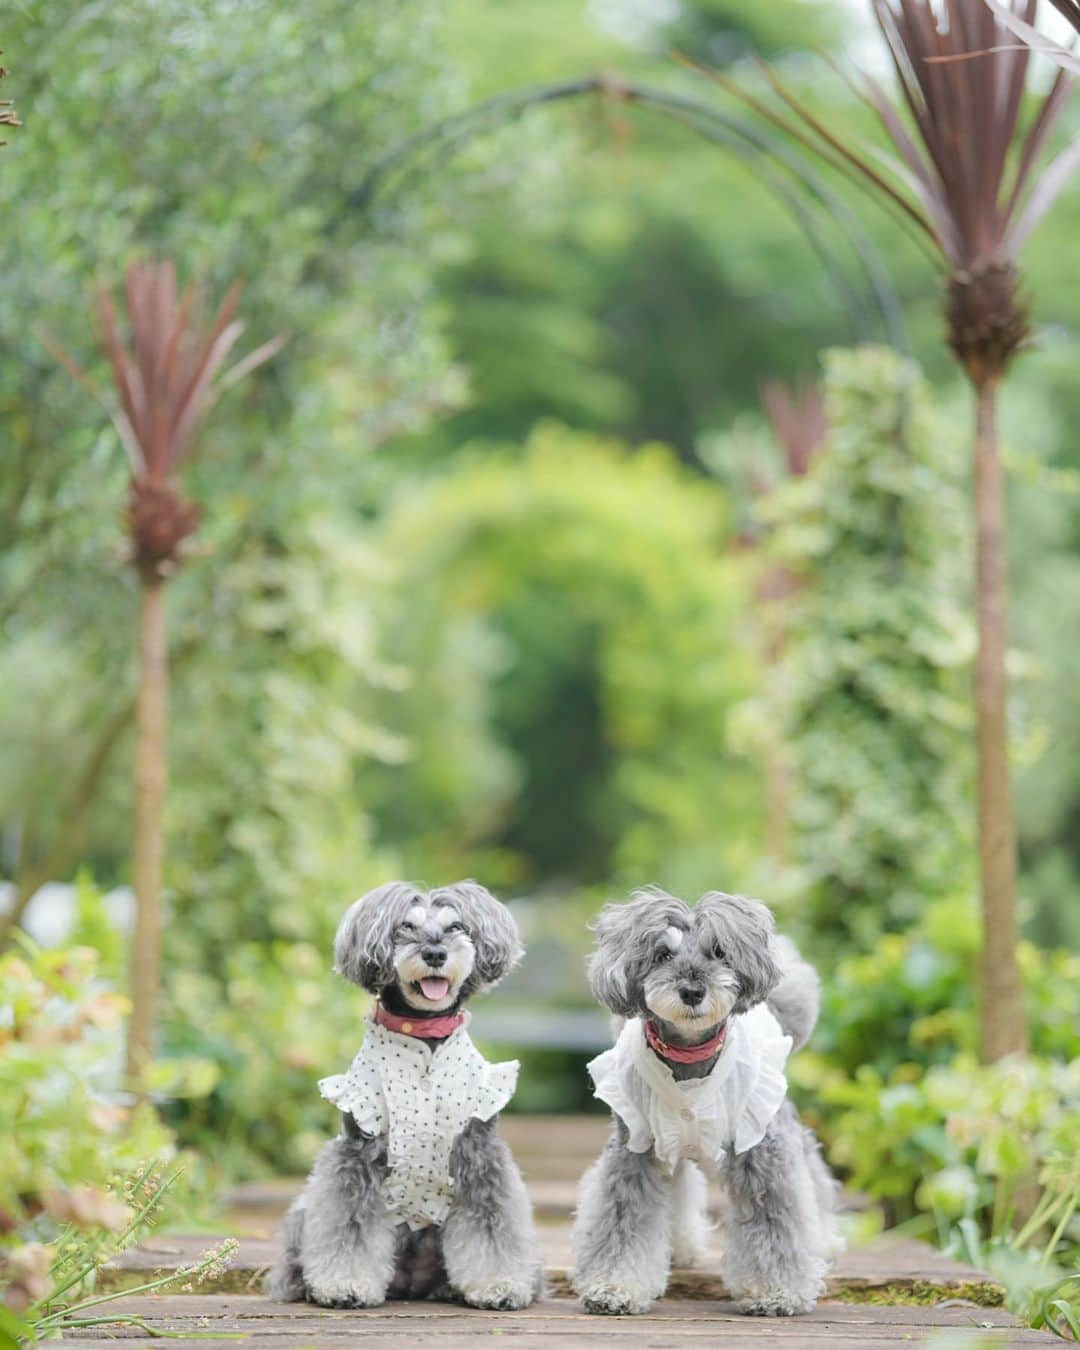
xmin=759 ymin=378 xmax=828 ymax=487
xmin=49 ymin=262 xmax=282 ymax=1085
xmin=983 ymin=0 xmax=1080 ymax=74
xmin=718 ymin=0 xmax=1078 ymax=1060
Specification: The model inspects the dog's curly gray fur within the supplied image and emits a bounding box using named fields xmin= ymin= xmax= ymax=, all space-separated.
xmin=571 ymin=887 xmax=840 ymax=1317
xmin=266 ymin=880 xmax=542 ymax=1311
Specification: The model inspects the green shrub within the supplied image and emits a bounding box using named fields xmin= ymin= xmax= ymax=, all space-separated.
xmin=162 ymin=941 xmax=368 ymax=1177
xmin=0 ymin=942 xmax=176 ymax=1317
xmin=804 ymin=895 xmax=1080 ymax=1082
xmin=157 ymin=514 xmax=403 ymax=1171
xmin=746 ymin=347 xmax=974 ymax=949
xmin=798 ymin=1048 xmax=1079 ymax=1314
xmin=792 ymin=895 xmax=1080 ymax=1285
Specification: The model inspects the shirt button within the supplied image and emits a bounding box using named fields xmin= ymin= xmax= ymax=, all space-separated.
xmin=681 ymin=1108 xmax=694 ymax=1121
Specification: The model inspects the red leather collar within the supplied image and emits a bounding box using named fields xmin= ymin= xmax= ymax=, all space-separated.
xmin=374 ymin=1002 xmax=465 ymax=1040
xmin=644 ymin=1018 xmax=728 ymax=1064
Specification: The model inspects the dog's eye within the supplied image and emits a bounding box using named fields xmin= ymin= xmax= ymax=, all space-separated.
xmin=444 ymin=921 xmax=465 ymax=935
xmin=655 ymin=947 xmax=673 ymax=964
xmin=398 ymin=921 xmax=417 ymax=935
xmin=712 ymin=945 xmax=726 ymax=962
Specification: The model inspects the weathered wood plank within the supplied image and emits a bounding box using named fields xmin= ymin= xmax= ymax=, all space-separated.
xmin=103 ymin=1228 xmax=1003 ymax=1304
xmin=47 ymin=1294 xmax=1049 ymax=1347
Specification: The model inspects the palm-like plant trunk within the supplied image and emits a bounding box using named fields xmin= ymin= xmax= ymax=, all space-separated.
xmin=126 ymin=573 xmax=168 ymax=1087
xmin=711 ymin=0 xmax=1073 ymax=1064
xmin=972 ymin=378 xmax=1026 ymax=1061
xmin=49 ymin=262 xmax=280 ymax=1086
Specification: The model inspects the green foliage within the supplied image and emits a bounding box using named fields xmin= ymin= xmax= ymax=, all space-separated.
xmin=423 ymin=138 xmax=860 ymax=462
xmin=798 ymin=1049 xmax=1079 ymax=1284
xmin=156 ymin=516 xmax=406 ymax=1173
xmin=2 ymin=0 xmax=1080 ymax=1235
xmin=804 ymin=896 xmax=1080 ymax=1082
xmin=165 ymin=515 xmax=402 ymax=954
xmin=0 ymin=943 xmax=175 ymax=1247
xmin=6 ymin=1168 xmax=239 ymax=1347
xmin=793 ymin=894 xmax=1080 ymax=1298
xmin=0 ymin=0 xmax=461 ymax=908
xmin=364 ymin=424 xmax=761 ymax=895
xmin=1032 ymin=1274 xmax=1080 ymax=1341
xmin=425 ymin=0 xmax=913 ymax=466
xmin=163 ymin=941 xmax=367 ymax=1178
xmin=1002 ymin=358 xmax=1080 ymax=952
xmin=0 ymin=942 xmax=179 ymax=1317
xmin=746 ymin=347 xmax=974 ymax=948
xmin=0 ymin=1 xmax=461 ymax=1168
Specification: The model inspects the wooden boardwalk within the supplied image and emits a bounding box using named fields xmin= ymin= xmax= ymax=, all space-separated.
xmin=71 ymin=1116 xmax=1048 ymax=1347
xmin=57 ymin=1294 xmax=1044 ymax=1347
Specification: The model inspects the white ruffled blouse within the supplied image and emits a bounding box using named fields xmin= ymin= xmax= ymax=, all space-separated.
xmin=586 ymin=1003 xmax=793 ymax=1176
xmin=319 ymin=1012 xmax=519 ymax=1230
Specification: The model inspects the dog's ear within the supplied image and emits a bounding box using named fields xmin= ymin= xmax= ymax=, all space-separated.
xmin=586 ymin=904 xmax=639 ymax=1017
xmin=334 ymin=881 xmax=422 ymax=992
xmin=437 ymin=880 xmax=523 ymax=988
xmin=697 ymin=891 xmax=779 ymax=1013
xmin=587 ymin=889 xmax=686 ymax=1018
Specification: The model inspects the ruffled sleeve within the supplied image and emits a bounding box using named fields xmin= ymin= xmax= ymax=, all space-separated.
xmin=587 ymin=1042 xmax=652 ymax=1154
xmin=472 ymin=1058 xmax=520 ymax=1121
xmin=731 ymin=1006 xmax=793 ymax=1155
xmin=318 ymin=1046 xmax=387 ymax=1138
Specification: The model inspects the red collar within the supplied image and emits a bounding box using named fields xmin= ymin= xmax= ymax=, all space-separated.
xmin=644 ymin=1019 xmax=728 ymax=1064
xmin=375 ymin=1002 xmax=465 ymax=1040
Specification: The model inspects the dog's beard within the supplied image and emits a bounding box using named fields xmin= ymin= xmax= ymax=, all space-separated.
xmin=393 ymin=942 xmax=476 ymax=1012
xmin=642 ymin=969 xmax=737 ymax=1038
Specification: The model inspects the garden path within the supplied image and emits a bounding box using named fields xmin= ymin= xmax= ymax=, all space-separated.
xmin=68 ymin=1116 xmax=1049 ymax=1347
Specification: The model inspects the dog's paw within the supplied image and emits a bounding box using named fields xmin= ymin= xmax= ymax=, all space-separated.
xmin=307 ymin=1278 xmax=387 ymax=1309
xmin=735 ymin=1291 xmax=816 ymax=1317
xmin=460 ymin=1278 xmax=535 ymax=1310
xmin=263 ymin=1263 xmax=307 ymax=1303
xmin=578 ymin=1283 xmax=653 ymax=1315
xmin=459 ymin=1274 xmax=534 ymax=1306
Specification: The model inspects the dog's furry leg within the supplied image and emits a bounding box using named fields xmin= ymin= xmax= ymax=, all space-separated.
xmin=719 ymin=1102 xmax=830 ymax=1316
xmin=571 ymin=1121 xmax=673 ymax=1315
xmin=442 ymin=1117 xmax=541 ymax=1310
xmin=265 ymin=1197 xmax=308 ymax=1302
xmin=294 ymin=1130 xmax=397 ymax=1308
xmin=802 ymin=1119 xmax=845 ymax=1259
xmin=669 ymin=1161 xmax=711 ymax=1268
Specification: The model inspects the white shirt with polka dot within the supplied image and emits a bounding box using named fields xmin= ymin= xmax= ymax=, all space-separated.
xmin=319 ymin=1011 xmax=519 ymax=1230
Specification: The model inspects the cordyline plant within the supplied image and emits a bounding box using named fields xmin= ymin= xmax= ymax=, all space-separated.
xmin=715 ymin=0 xmax=1079 ymax=1062
xmin=48 ymin=261 xmax=282 ymax=1086
xmin=759 ymin=378 xmax=827 ymax=487
xmin=983 ymin=0 xmax=1080 ymax=75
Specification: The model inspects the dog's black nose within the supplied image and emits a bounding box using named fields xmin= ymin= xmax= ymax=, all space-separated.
xmin=678 ymin=983 xmax=706 ymax=1007
xmin=421 ymin=946 xmax=447 ymax=968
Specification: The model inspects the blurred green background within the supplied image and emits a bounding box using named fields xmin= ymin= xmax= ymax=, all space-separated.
xmin=1 ymin=0 xmax=1078 ymax=1311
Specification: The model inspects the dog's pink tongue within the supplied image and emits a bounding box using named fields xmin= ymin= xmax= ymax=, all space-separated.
xmin=420 ymin=976 xmax=450 ymax=1001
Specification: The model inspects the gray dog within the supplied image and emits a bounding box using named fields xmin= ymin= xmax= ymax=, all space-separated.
xmin=266 ymin=881 xmax=542 ymax=1310
xmin=571 ymin=887 xmax=840 ymax=1316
